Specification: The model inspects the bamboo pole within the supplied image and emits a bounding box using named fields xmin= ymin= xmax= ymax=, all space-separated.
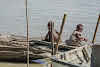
xmin=55 ymin=14 xmax=67 ymax=55
xmin=25 ymin=0 xmax=30 ymax=67
xmin=50 ymin=22 xmax=54 ymax=67
xmin=92 ymin=14 xmax=100 ymax=44
xmin=51 ymin=22 xmax=54 ymax=55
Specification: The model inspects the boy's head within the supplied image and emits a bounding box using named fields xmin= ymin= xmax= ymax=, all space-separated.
xmin=76 ymin=24 xmax=83 ymax=32
xmin=47 ymin=21 xmax=54 ymax=30
xmin=48 ymin=21 xmax=51 ymax=30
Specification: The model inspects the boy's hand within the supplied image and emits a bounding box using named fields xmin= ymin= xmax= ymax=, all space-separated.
xmin=84 ymin=38 xmax=88 ymax=42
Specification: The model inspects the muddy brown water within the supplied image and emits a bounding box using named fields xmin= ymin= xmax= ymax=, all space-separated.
xmin=0 ymin=62 xmax=44 ymax=67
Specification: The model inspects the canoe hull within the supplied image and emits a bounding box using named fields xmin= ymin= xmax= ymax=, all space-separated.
xmin=51 ymin=45 xmax=91 ymax=67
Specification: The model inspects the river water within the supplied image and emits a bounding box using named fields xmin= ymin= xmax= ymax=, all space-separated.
xmin=0 ymin=0 xmax=100 ymax=42
xmin=0 ymin=62 xmax=44 ymax=67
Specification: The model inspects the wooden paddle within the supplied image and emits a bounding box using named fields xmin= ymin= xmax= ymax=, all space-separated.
xmin=55 ymin=14 xmax=67 ymax=55
xmin=82 ymin=14 xmax=100 ymax=63
xmin=92 ymin=14 xmax=100 ymax=44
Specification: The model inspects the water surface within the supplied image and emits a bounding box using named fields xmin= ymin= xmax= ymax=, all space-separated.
xmin=0 ymin=62 xmax=44 ymax=67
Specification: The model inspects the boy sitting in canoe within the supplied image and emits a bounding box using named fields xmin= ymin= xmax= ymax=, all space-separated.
xmin=66 ymin=24 xmax=88 ymax=46
xmin=44 ymin=21 xmax=60 ymax=43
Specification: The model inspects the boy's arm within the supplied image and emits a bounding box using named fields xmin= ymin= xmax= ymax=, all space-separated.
xmin=75 ymin=33 xmax=88 ymax=41
xmin=55 ymin=30 xmax=59 ymax=35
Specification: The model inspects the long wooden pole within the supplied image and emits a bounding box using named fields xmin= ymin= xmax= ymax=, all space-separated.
xmin=25 ymin=0 xmax=30 ymax=67
xmin=92 ymin=14 xmax=100 ymax=44
xmin=55 ymin=14 xmax=67 ymax=55
xmin=51 ymin=22 xmax=54 ymax=55
xmin=50 ymin=22 xmax=54 ymax=67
